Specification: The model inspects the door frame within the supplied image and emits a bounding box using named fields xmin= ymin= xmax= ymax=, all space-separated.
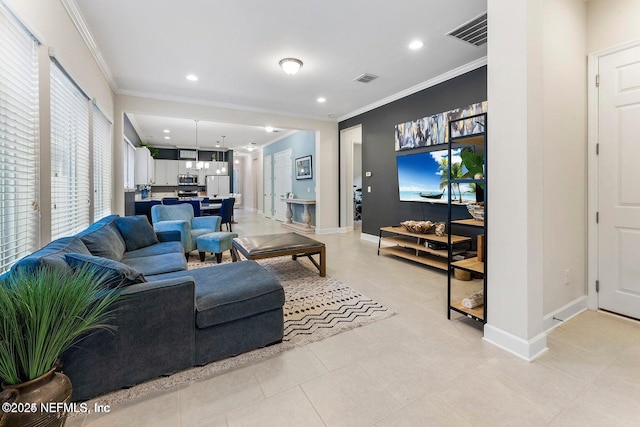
xmin=587 ymin=38 xmax=640 ymax=311
xmin=339 ymin=124 xmax=362 ymax=231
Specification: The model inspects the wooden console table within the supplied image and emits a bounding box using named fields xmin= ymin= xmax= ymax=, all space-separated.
xmin=378 ymin=226 xmax=471 ymax=271
xmin=280 ymin=198 xmax=316 ymax=233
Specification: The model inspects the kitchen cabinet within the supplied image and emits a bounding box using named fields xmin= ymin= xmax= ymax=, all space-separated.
xmin=154 ymin=159 xmax=179 ymax=185
xmin=134 ymin=147 xmax=155 ymax=185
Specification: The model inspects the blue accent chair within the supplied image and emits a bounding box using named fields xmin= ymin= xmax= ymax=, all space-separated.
xmin=151 ymin=204 xmax=221 ymax=258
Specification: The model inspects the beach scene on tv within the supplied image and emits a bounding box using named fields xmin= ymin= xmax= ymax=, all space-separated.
xmin=396 ymin=148 xmax=476 ymax=204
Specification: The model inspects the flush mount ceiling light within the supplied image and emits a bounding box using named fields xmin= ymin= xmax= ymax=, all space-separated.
xmin=317 ymin=97 xmax=326 ymax=103
xmin=278 ymin=58 xmax=303 ymax=75
xmin=186 ymin=74 xmax=198 ymax=81
xmin=409 ymin=40 xmax=424 ymax=50
xmin=265 ymin=126 xmax=274 ymax=132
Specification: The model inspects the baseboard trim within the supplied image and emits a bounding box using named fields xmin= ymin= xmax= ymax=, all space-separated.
xmin=315 ymin=227 xmax=342 ymax=235
xmin=543 ymin=296 xmax=588 ymax=333
xmin=483 ymin=324 xmax=548 ymax=362
xmin=360 ymin=233 xmax=379 ymax=244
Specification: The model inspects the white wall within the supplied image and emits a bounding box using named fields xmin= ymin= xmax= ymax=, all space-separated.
xmin=485 ymin=0 xmax=546 ymax=360
xmin=588 ymin=0 xmax=640 ymax=52
xmin=542 ymin=0 xmax=588 ymax=316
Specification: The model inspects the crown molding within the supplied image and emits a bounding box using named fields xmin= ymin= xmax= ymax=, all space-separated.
xmin=60 ymin=0 xmax=118 ymax=92
xmin=116 ymin=88 xmax=336 ymax=123
xmin=337 ymin=57 xmax=488 ymax=122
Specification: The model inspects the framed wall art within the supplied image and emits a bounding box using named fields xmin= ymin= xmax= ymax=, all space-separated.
xmin=295 ymin=155 xmax=312 ymax=180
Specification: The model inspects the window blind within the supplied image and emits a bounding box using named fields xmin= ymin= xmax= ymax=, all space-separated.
xmin=124 ymin=138 xmax=135 ymax=190
xmin=0 ymin=3 xmax=40 ymax=273
xmin=50 ymin=60 xmax=90 ymax=239
xmin=93 ymin=105 xmax=112 ymax=220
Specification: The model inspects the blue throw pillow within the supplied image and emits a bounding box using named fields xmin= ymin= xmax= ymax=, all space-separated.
xmin=114 ymin=215 xmax=159 ymax=252
xmin=65 ymin=253 xmax=146 ymax=289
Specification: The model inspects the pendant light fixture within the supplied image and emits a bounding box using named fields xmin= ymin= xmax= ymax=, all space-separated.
xmin=221 ymin=136 xmax=227 ymax=174
xmin=196 ymin=120 xmax=205 ymax=170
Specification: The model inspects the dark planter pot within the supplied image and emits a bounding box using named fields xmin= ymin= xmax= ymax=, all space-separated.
xmin=1 ymin=368 xmax=72 ymax=427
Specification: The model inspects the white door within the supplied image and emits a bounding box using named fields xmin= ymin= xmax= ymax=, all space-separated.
xmin=273 ymin=149 xmax=292 ymax=222
xmin=598 ymin=46 xmax=640 ymax=319
xmin=263 ymin=155 xmax=273 ymax=218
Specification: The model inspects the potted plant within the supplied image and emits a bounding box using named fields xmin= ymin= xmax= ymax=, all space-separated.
xmin=0 ymin=265 xmax=120 ymax=426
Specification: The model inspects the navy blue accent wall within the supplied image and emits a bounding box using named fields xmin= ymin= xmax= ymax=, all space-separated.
xmin=338 ymin=67 xmax=487 ymax=236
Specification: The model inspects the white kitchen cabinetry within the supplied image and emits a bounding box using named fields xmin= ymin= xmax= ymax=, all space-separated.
xmin=134 ymin=147 xmax=155 ymax=185
xmin=154 ymin=159 xmax=179 ymax=185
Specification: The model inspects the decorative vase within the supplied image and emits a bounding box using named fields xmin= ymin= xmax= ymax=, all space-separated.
xmin=141 ymin=188 xmax=150 ymax=199
xmin=1 ymin=368 xmax=72 ymax=427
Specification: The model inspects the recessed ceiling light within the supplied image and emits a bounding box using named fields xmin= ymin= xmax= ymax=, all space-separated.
xmin=317 ymin=97 xmax=326 ymax=103
xmin=186 ymin=74 xmax=198 ymax=81
xmin=265 ymin=126 xmax=274 ymax=132
xmin=409 ymin=40 xmax=424 ymax=50
xmin=163 ymin=129 xmax=170 ymax=133
xmin=247 ymin=146 xmax=254 ymax=152
xmin=164 ymin=136 xmax=171 ymax=140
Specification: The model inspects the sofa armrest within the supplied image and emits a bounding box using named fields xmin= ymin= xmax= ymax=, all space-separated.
xmin=155 ymin=230 xmax=181 ymax=243
xmin=192 ymin=215 xmax=221 ymax=231
xmin=61 ymin=276 xmax=196 ymax=401
xmin=153 ymin=220 xmax=192 ymax=252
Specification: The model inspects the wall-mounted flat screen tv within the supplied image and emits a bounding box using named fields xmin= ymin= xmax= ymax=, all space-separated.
xmin=396 ymin=147 xmax=476 ymax=204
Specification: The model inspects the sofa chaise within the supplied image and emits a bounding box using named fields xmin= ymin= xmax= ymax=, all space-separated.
xmin=2 ymin=214 xmax=285 ymax=401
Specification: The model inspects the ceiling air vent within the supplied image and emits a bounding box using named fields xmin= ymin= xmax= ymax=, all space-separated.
xmin=447 ymin=13 xmax=487 ymax=47
xmin=354 ymin=73 xmax=379 ymax=83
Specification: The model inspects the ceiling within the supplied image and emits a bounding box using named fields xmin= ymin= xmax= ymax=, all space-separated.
xmin=129 ymin=114 xmax=291 ymax=153
xmin=74 ymin=0 xmax=487 ymax=151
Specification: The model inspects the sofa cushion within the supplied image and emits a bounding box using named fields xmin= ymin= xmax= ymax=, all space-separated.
xmin=114 ymin=215 xmax=159 ymax=252
xmin=123 ymin=252 xmax=187 ymax=277
xmin=11 ymin=237 xmax=91 ymax=274
xmin=121 ymin=241 xmax=184 ymax=260
xmin=150 ymin=261 xmax=284 ymax=328
xmin=65 ymin=253 xmax=146 ymax=289
xmin=77 ymin=215 xmax=126 ymax=261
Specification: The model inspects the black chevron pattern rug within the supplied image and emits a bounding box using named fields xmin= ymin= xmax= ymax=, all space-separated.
xmin=190 ymin=255 xmax=394 ymax=344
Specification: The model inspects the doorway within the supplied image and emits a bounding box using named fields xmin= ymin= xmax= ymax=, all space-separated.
xmin=273 ymin=149 xmax=292 ymax=221
xmin=263 ymin=154 xmax=273 ymax=218
xmin=339 ymin=125 xmax=363 ymax=231
xmin=591 ymin=44 xmax=640 ymax=320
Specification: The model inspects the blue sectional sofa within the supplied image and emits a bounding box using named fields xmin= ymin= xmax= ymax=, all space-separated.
xmin=3 ymin=214 xmax=285 ymax=401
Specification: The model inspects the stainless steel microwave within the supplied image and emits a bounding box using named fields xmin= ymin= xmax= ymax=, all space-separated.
xmin=177 ymin=174 xmax=198 ymax=186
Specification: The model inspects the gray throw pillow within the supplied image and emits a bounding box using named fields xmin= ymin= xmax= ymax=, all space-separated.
xmin=114 ymin=215 xmax=159 ymax=252
xmin=65 ymin=253 xmax=146 ymax=289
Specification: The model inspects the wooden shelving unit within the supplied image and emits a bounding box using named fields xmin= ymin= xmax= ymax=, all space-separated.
xmin=447 ymin=112 xmax=488 ymax=324
xmin=378 ymin=226 xmax=471 ymax=271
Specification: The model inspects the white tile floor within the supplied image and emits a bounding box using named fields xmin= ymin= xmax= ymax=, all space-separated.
xmin=69 ymin=210 xmax=640 ymax=426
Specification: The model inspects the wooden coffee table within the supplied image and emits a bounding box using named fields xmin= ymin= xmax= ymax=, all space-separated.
xmin=232 ymin=232 xmax=326 ymax=276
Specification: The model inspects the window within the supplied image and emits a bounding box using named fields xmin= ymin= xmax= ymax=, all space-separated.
xmin=124 ymin=137 xmax=135 ymax=190
xmin=50 ymin=60 xmax=90 ymax=240
xmin=0 ymin=4 xmax=40 ymax=273
xmin=93 ymin=105 xmax=112 ymax=220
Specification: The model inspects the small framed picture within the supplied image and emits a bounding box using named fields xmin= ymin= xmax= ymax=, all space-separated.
xmin=295 ymin=155 xmax=312 ymax=180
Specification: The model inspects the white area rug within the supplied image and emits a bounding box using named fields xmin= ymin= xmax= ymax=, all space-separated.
xmin=86 ymin=256 xmax=393 ymax=407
